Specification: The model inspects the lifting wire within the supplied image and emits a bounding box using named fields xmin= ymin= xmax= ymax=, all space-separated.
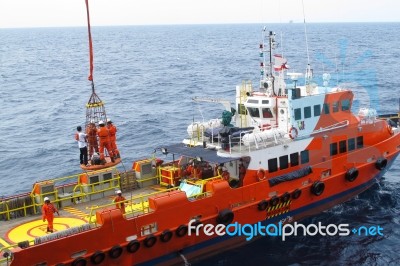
xmin=119 ymin=158 xmax=127 ymax=173
xmin=84 ymin=0 xmax=107 ymax=127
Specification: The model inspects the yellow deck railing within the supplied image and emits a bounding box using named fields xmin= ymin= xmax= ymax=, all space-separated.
xmin=0 ymin=167 xmax=120 ymax=221
xmin=86 ymin=186 xmax=180 ymax=224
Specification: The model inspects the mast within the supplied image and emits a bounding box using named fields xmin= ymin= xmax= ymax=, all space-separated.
xmin=302 ymin=0 xmax=313 ymax=85
xmin=269 ymin=31 xmax=276 ymax=95
xmin=259 ymin=29 xmax=276 ymax=96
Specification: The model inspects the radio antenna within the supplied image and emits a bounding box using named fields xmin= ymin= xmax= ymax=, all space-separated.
xmin=301 ymin=0 xmax=312 ymax=84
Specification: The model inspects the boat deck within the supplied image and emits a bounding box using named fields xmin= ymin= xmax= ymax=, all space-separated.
xmin=0 ymin=173 xmax=169 ymax=256
xmin=0 ymin=159 xmax=222 ymax=262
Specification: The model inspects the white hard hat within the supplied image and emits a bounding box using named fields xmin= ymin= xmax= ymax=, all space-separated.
xmin=44 ymin=197 xmax=49 ymax=201
xmin=106 ymin=118 xmax=111 ymax=122
xmin=99 ymin=120 xmax=105 ymax=125
xmin=116 ymin=190 xmax=122 ymax=194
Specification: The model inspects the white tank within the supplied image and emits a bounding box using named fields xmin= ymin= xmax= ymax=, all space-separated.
xmin=242 ymin=128 xmax=286 ymax=146
xmin=187 ymin=119 xmax=222 ymax=138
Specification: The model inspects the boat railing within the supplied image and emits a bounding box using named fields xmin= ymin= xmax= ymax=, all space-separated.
xmin=308 ymin=120 xmax=349 ymax=137
xmin=0 ymin=167 xmax=121 ymax=221
xmin=85 ymin=175 xmax=223 ymax=223
xmin=0 ymin=176 xmax=225 ymax=259
xmin=86 ymin=186 xmax=180 ymax=223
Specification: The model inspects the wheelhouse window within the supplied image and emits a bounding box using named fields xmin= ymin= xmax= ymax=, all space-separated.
xmin=314 ymin=104 xmax=321 ymax=117
xmin=332 ymin=102 xmax=339 ymax=113
xmin=323 ymin=103 xmax=330 ymax=114
xmin=268 ymin=158 xmax=278 ymax=173
xmin=357 ymin=136 xmax=364 ymax=149
xmin=300 ymin=150 xmax=309 ymax=164
xmin=262 ymin=108 xmax=273 ymax=118
xmin=341 ymin=99 xmax=350 ymax=111
xmin=348 ymin=138 xmax=356 ymax=151
xmin=294 ymin=108 xmax=301 ymax=120
xmin=279 ymin=155 xmax=289 ymax=170
xmin=339 ymin=140 xmax=347 ymax=153
xmin=304 ymin=106 xmax=311 ymax=119
xmin=261 ymin=100 xmax=270 ymax=104
xmin=247 ymin=107 xmax=260 ymax=118
xmin=290 ymin=152 xmax=299 ymax=167
xmin=330 ymin=143 xmax=338 ymax=156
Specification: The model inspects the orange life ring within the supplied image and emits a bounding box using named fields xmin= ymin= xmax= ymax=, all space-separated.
xmin=387 ymin=125 xmax=394 ymax=135
xmin=289 ymin=127 xmax=298 ymax=139
xmin=257 ymin=168 xmax=266 ymax=181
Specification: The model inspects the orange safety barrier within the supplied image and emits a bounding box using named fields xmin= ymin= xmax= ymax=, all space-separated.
xmin=79 ymin=174 xmax=88 ymax=185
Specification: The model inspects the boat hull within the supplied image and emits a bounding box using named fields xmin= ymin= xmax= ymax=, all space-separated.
xmin=138 ymin=153 xmax=398 ymax=266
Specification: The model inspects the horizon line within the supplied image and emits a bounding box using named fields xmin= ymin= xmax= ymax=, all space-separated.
xmin=1 ymin=21 xmax=400 ymax=30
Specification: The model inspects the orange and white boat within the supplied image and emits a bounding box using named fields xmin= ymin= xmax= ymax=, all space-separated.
xmin=0 ymin=29 xmax=399 ymax=266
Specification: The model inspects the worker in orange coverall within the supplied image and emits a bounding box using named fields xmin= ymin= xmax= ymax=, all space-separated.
xmin=86 ymin=121 xmax=99 ymax=159
xmin=42 ymin=197 xmax=59 ymax=233
xmin=106 ymin=118 xmax=120 ymax=159
xmin=113 ymin=190 xmax=126 ymax=214
xmin=97 ymin=120 xmax=114 ymax=163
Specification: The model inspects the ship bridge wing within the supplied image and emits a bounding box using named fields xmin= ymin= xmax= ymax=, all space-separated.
xmin=159 ymin=143 xmax=238 ymax=164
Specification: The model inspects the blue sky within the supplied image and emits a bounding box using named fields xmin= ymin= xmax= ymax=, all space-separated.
xmin=0 ymin=0 xmax=399 ymax=28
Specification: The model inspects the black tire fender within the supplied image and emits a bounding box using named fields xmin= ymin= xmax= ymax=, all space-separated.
xmin=257 ymin=200 xmax=268 ymax=211
xmin=144 ymin=234 xmax=157 ymax=248
xmin=109 ymin=245 xmax=123 ymax=259
xmin=126 ymin=240 xmax=140 ymax=253
xmin=90 ymin=251 xmax=105 ymax=265
xmin=216 ymin=209 xmax=234 ymax=225
xmin=311 ymin=181 xmax=325 ymax=196
xmin=160 ymin=229 xmax=173 ymax=243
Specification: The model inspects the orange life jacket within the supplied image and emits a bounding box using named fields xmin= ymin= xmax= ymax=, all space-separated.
xmin=108 ymin=124 xmax=117 ymax=136
xmin=42 ymin=203 xmax=57 ymax=219
xmin=97 ymin=127 xmax=110 ymax=142
xmin=86 ymin=125 xmax=97 ymax=140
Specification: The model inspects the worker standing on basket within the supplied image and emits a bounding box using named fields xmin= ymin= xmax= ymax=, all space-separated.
xmin=107 ymin=118 xmax=120 ymax=159
xmin=97 ymin=120 xmax=114 ymax=163
xmin=86 ymin=120 xmax=99 ymax=159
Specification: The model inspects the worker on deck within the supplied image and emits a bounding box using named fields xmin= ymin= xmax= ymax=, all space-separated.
xmin=239 ymin=163 xmax=246 ymax=186
xmin=42 ymin=197 xmax=59 ymax=233
xmin=107 ymin=118 xmax=120 ymax=159
xmin=86 ymin=121 xmax=99 ymax=159
xmin=184 ymin=160 xmax=194 ymax=177
xmin=113 ymin=190 xmax=126 ymax=214
xmin=75 ymin=126 xmax=88 ymax=166
xmin=97 ymin=120 xmax=115 ymax=163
